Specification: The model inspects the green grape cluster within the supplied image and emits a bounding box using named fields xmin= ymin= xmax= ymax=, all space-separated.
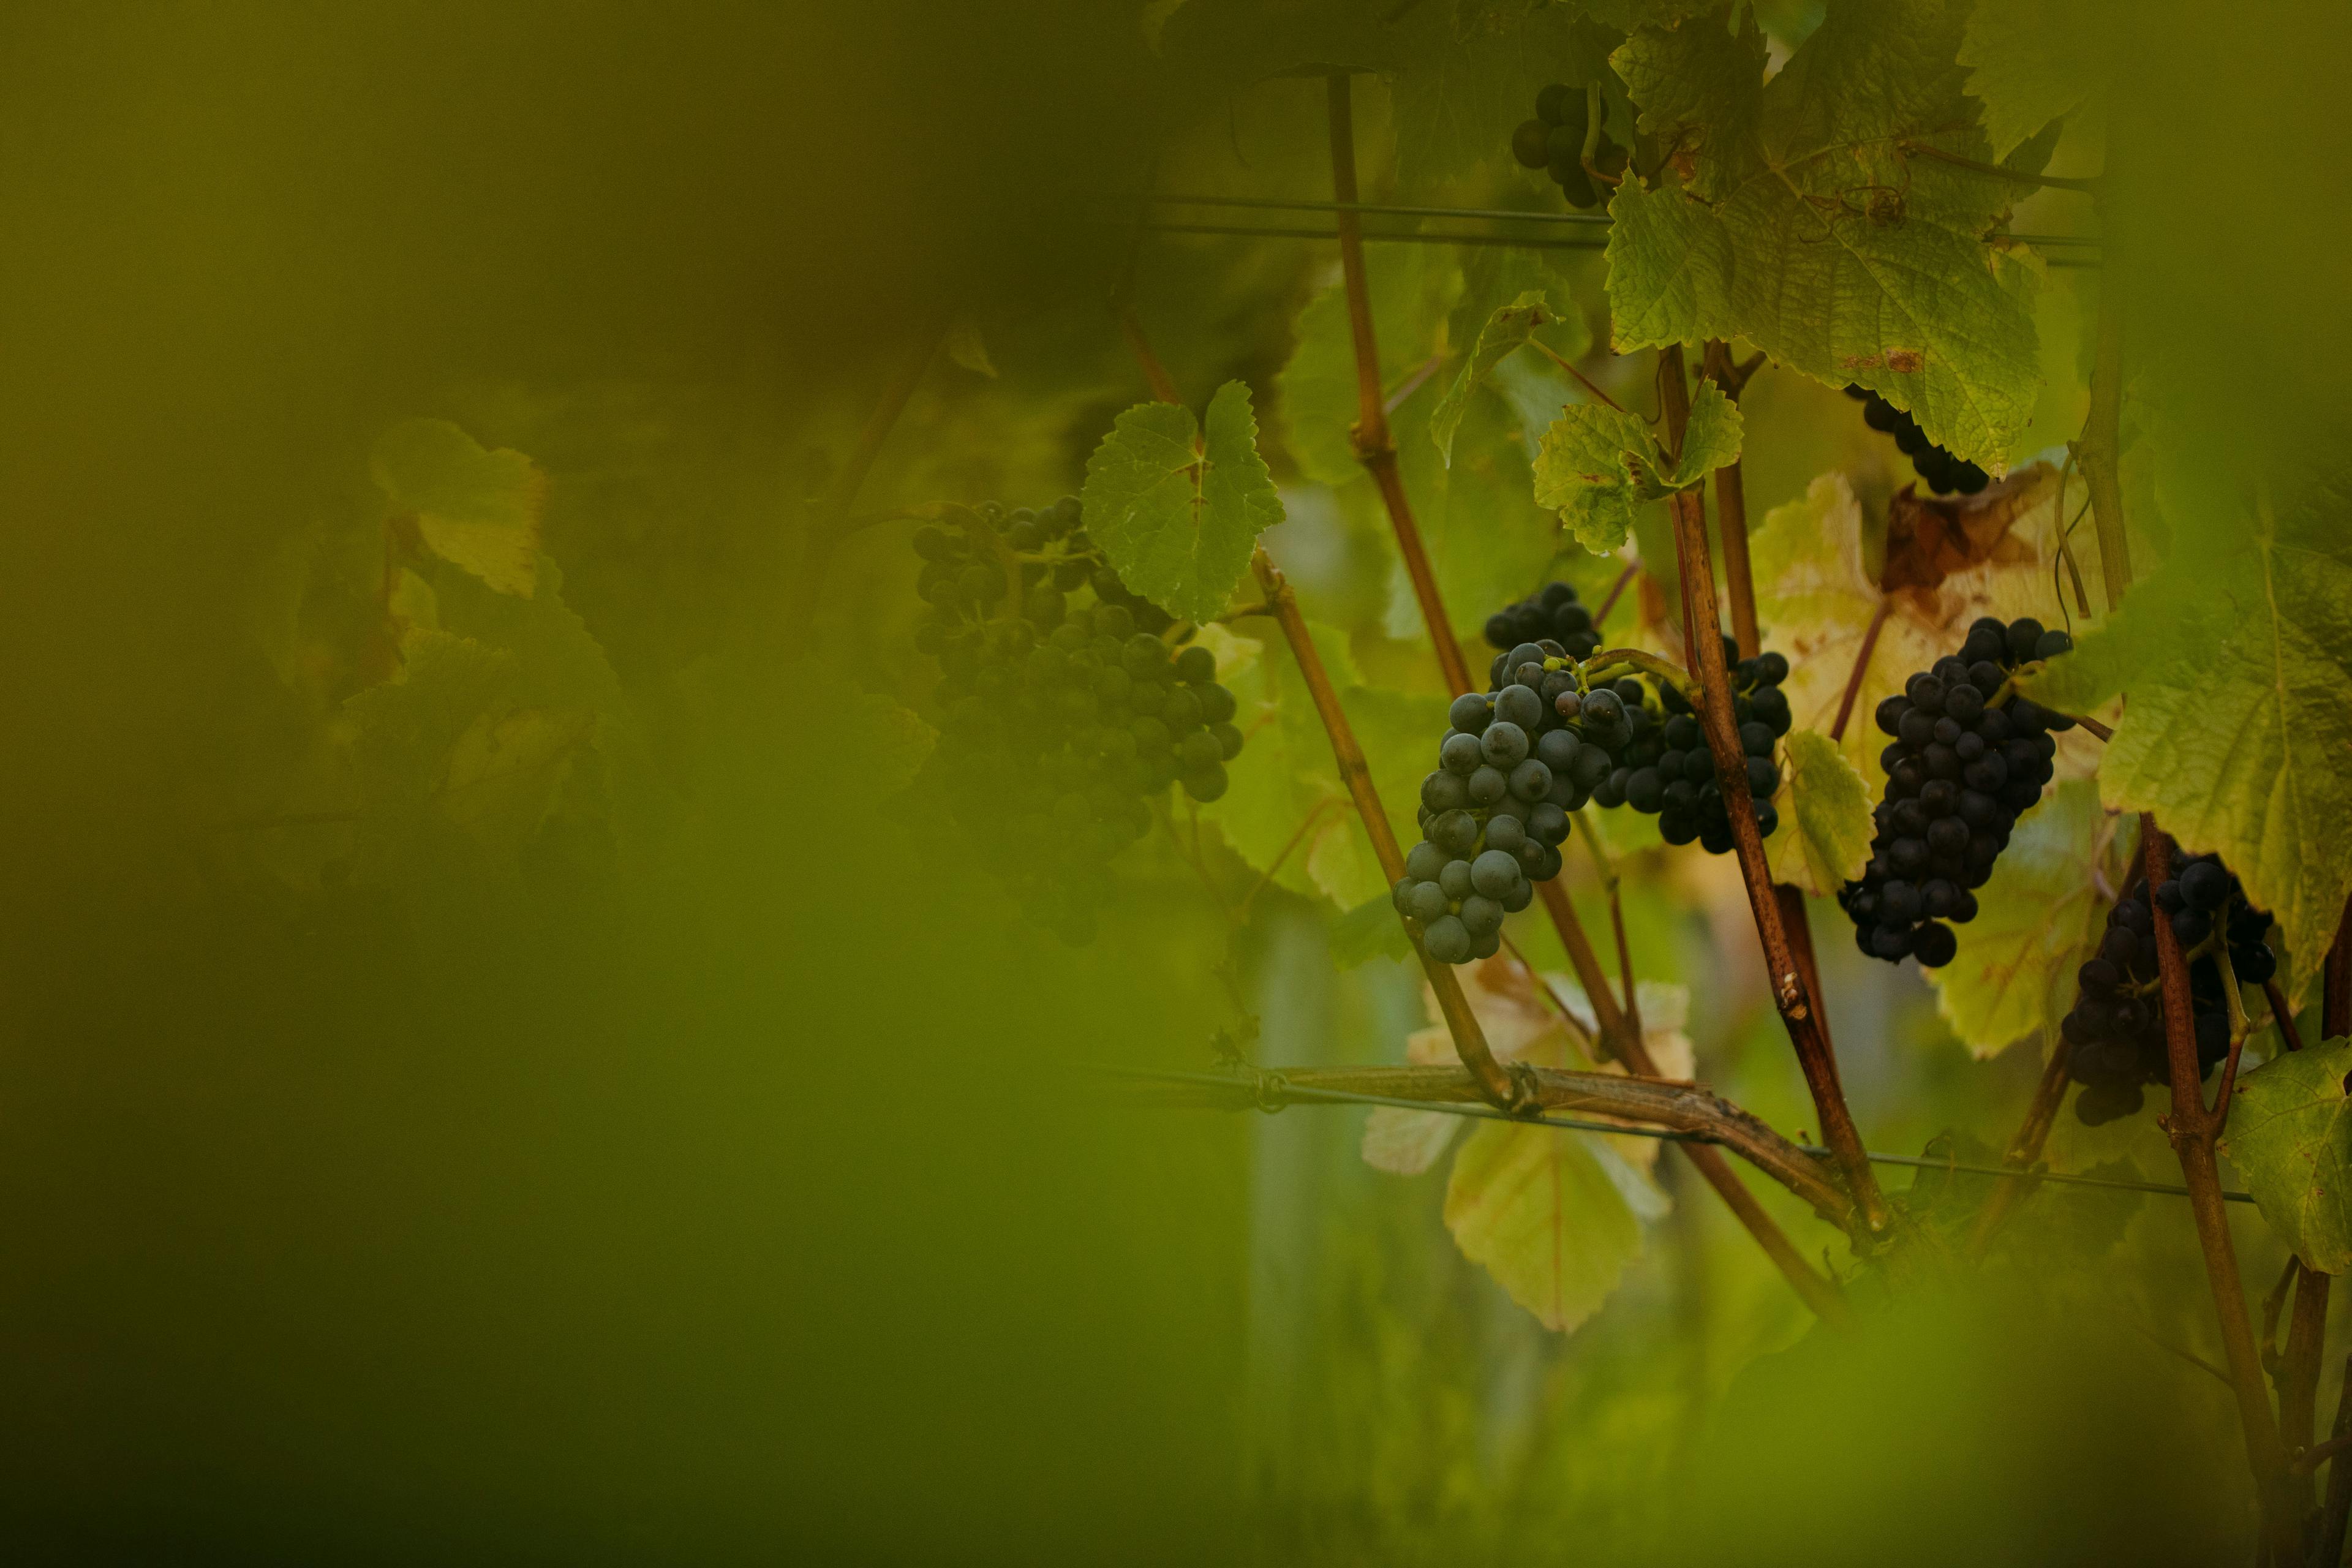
xmin=914 ymin=496 xmax=1244 ymax=944
xmin=1509 ymin=82 xmax=1627 ymax=210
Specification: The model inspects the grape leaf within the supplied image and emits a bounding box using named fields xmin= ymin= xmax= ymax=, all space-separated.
xmin=1605 ymin=1 xmax=2043 ymax=468
xmin=1081 ymin=381 xmax=1285 ymax=622
xmin=1763 ymin=728 xmax=1872 ymax=897
xmin=1444 ymin=1118 xmax=1656 ymax=1333
xmin=1431 ymin=288 xmax=1591 ymax=467
xmin=1958 ymin=0 xmax=2103 ymax=159
xmin=1199 ymin=620 xmax=1446 ymax=913
xmin=2223 ymin=1036 xmax=2352 ymax=1275
xmin=372 ymin=418 xmax=545 ymax=597
xmin=1384 ymin=1 xmax=1623 ymax=189
xmin=1277 ymin=246 xmax=1461 ymax=486
xmin=1330 ymin=890 xmax=1414 ymax=970
xmin=2023 ymin=467 xmax=2352 ymax=998
xmin=1532 ymin=377 xmax=1740 ymax=554
xmin=1923 ymin=780 xmax=2136 ymax=1060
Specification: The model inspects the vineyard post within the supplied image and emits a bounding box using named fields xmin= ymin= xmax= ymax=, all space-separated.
xmin=1661 ymin=344 xmax=1888 ymax=1235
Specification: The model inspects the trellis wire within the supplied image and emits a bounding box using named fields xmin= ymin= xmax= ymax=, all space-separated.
xmin=1099 ymin=192 xmax=2101 ymax=268
xmin=1093 ymin=1064 xmax=2252 ymax=1205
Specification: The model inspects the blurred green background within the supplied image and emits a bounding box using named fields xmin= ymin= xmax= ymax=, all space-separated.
xmin=1 ymin=2 xmax=2342 ymax=1562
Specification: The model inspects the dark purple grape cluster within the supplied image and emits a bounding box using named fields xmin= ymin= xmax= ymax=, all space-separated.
xmin=1588 ymin=637 xmax=1792 ymax=854
xmin=2063 ymin=856 xmax=2277 ymax=1125
xmin=1841 ymin=384 xmax=1988 ymax=496
xmin=914 ymin=497 xmax=1243 ymax=944
xmin=1838 ymin=617 xmax=2075 ymax=968
xmin=1393 ymin=638 xmax=1621 ymax=964
xmin=1508 ymin=83 xmax=1626 ymax=211
xmin=1484 ymin=579 xmax=1602 ymax=661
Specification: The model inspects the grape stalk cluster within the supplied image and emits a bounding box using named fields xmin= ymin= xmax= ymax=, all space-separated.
xmin=1841 ymin=385 xmax=1988 ymax=496
xmin=1838 ymin=617 xmax=2075 ymax=967
xmin=1390 ymin=633 xmax=1623 ymax=964
xmin=2062 ymin=856 xmax=2277 ymax=1125
xmin=1588 ymin=637 xmax=1792 ymax=854
xmin=914 ymin=496 xmax=1245 ymax=944
xmin=1509 ymin=83 xmax=1627 ymax=211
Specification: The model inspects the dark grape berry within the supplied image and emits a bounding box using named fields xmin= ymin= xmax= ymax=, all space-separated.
xmin=1842 ymin=385 xmax=1992 ymax=497
xmin=911 ymin=495 xmax=1239 ymax=945
xmin=1838 ymin=617 xmax=2065 ymax=967
xmin=1580 ymin=628 xmax=1790 ymax=858
xmin=2058 ymin=853 xmax=2275 ymax=1125
xmin=1404 ymin=605 xmax=1620 ymax=963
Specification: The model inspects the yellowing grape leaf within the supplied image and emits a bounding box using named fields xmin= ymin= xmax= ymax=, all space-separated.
xmin=372 ymin=418 xmax=545 ymax=597
xmin=1924 ymin=780 xmax=2136 ymax=1059
xmin=2223 ymin=1036 xmax=2352 ymax=1274
xmin=439 ymin=704 xmax=598 ymax=846
xmin=1080 ymin=382 xmax=1285 ymax=622
xmin=1750 ymin=467 xmax=2108 ymax=799
xmin=1445 ymin=1115 xmax=1655 ymax=1333
xmin=2024 ymin=467 xmax=2352 ymax=1000
xmin=1764 ymin=728 xmax=1872 ymax=896
xmin=1533 ymin=378 xmax=1741 ymax=554
xmin=1606 ymin=1 xmax=2044 ymax=467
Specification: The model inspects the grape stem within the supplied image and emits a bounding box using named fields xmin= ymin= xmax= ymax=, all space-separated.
xmin=2209 ymin=932 xmax=2253 ymax=1131
xmin=1325 ymin=73 xmax=1477 ymax=698
xmin=1526 ymin=338 xmax=1626 ymax=415
xmin=1662 ymin=342 xmax=1890 ymax=1237
xmin=2317 ymin=1356 xmax=2352 ymax=1565
xmin=1699 ymin=340 xmax=1761 ymax=659
xmin=1592 ymin=562 xmax=1640 ymax=630
xmin=1250 ymin=546 xmax=1526 ymax=1112
xmin=1498 ymin=931 xmax=1596 ymax=1054
xmin=1582 ymin=647 xmax=1700 ymax=705
xmin=2264 ymin=979 xmax=2304 ymax=1052
xmin=2143 ymin=821 xmax=2299 ymax=1550
xmin=1573 ymin=810 xmax=1645 ymax=1042
xmin=1826 ymin=597 xmax=1892 ymax=744
xmin=1964 ymin=1028 xmax=2076 ymax=1257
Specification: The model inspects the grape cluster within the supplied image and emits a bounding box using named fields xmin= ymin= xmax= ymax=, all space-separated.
xmin=1841 ymin=385 xmax=1988 ymax=497
xmin=914 ymin=496 xmax=1245 ymax=944
xmin=1484 ymin=579 xmax=1603 ymax=661
xmin=1838 ymin=617 xmax=2076 ymax=967
xmin=2062 ymin=856 xmax=2277 ymax=1125
xmin=1509 ymin=83 xmax=1627 ymax=211
xmin=1588 ymin=638 xmax=1792 ymax=854
xmin=1390 ymin=638 xmax=1623 ymax=964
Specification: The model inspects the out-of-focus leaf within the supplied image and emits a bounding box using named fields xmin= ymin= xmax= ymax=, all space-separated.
xmin=372 ymin=418 xmax=545 ymax=597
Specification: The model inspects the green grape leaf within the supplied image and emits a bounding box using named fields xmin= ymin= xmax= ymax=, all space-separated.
xmin=1923 ymin=781 xmax=2137 ymax=1060
xmin=1199 ymin=622 xmax=1444 ymax=912
xmin=1430 ymin=290 xmax=1559 ymax=466
xmin=1081 ymin=381 xmax=1285 ymax=622
xmin=1278 ymin=247 xmax=1462 ymax=486
xmin=1532 ymin=379 xmax=1741 ymax=554
xmin=1446 ymin=1123 xmax=1658 ymax=1333
xmin=2223 ymin=1036 xmax=2352 ymax=1274
xmin=1958 ymin=0 xmax=2103 ymax=159
xmin=2023 ymin=468 xmax=2352 ymax=1000
xmin=1385 ymin=1 xmax=1624 ymax=189
xmin=1763 ymin=727 xmax=1873 ymax=896
xmin=1606 ymin=1 xmax=2042 ymax=468
xmin=372 ymin=418 xmax=545 ymax=597
xmin=1331 ymin=891 xmax=1415 ymax=970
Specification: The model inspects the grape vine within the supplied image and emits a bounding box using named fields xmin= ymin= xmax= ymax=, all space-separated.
xmin=913 ymin=496 xmax=1245 ymax=944
xmin=2063 ymin=854 xmax=2277 ymax=1125
xmin=1838 ymin=617 xmax=2074 ymax=967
